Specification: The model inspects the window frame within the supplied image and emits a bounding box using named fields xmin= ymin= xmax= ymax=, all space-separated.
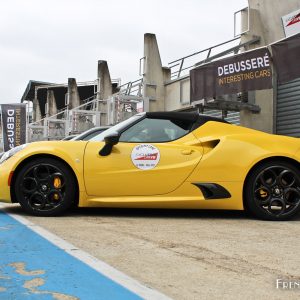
xmin=118 ymin=116 xmax=195 ymax=143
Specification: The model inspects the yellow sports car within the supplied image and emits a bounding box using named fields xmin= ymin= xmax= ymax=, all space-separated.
xmin=1 ymin=111 xmax=300 ymax=221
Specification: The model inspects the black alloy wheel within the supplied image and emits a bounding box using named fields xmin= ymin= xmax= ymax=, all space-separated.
xmin=14 ymin=158 xmax=76 ymax=216
xmin=245 ymin=161 xmax=300 ymax=220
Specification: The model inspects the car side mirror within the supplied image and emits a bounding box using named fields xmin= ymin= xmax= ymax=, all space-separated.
xmin=99 ymin=132 xmax=120 ymax=156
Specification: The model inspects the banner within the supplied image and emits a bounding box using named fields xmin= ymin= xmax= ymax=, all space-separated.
xmin=1 ymin=104 xmax=27 ymax=152
xmin=190 ymin=48 xmax=272 ymax=101
xmin=271 ymin=33 xmax=300 ymax=84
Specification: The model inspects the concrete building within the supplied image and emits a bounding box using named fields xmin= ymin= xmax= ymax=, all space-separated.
xmin=142 ymin=0 xmax=300 ymax=135
xmin=22 ymin=0 xmax=300 ymax=140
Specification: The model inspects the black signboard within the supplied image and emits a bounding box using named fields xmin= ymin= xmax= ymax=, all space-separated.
xmin=1 ymin=104 xmax=27 ymax=151
xmin=190 ymin=47 xmax=273 ymax=101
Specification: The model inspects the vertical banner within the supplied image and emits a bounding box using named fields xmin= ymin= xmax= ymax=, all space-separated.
xmin=271 ymin=33 xmax=300 ymax=84
xmin=1 ymin=104 xmax=27 ymax=152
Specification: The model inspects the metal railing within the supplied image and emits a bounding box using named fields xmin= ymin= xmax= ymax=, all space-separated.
xmin=68 ymin=97 xmax=102 ymax=133
xmin=28 ymin=93 xmax=148 ymax=141
xmin=168 ymin=36 xmax=260 ymax=79
xmin=234 ymin=6 xmax=249 ymax=37
xmin=118 ymin=78 xmax=143 ymax=96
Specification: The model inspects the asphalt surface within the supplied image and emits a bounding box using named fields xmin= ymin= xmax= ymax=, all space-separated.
xmin=2 ymin=204 xmax=300 ymax=300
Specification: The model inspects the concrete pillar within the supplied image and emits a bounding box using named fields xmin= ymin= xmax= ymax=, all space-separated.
xmin=162 ymin=67 xmax=171 ymax=84
xmin=67 ymin=78 xmax=81 ymax=110
xmin=97 ymin=60 xmax=113 ymax=100
xmin=33 ymin=98 xmax=42 ymax=122
xmin=97 ymin=60 xmax=113 ymax=125
xmin=46 ymin=90 xmax=58 ymax=117
xmin=239 ymin=7 xmax=273 ymax=133
xmin=143 ymin=33 xmax=170 ymax=112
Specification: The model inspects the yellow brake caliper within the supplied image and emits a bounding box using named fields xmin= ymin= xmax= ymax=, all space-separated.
xmin=53 ymin=176 xmax=62 ymax=200
xmin=259 ymin=189 xmax=268 ymax=198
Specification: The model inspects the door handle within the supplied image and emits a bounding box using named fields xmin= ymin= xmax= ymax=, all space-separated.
xmin=181 ymin=149 xmax=193 ymax=155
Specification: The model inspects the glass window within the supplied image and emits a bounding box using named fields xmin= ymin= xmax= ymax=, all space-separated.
xmin=90 ymin=114 xmax=144 ymax=141
xmin=119 ymin=118 xmax=192 ymax=143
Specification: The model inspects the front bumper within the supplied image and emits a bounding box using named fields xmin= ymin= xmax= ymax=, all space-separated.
xmin=0 ymin=156 xmax=20 ymax=203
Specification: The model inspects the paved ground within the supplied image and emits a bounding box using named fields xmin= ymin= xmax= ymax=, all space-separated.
xmin=0 ymin=207 xmax=169 ymax=300
xmin=2 ymin=204 xmax=300 ymax=299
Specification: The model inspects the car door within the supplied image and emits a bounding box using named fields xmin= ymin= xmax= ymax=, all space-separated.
xmin=83 ymin=117 xmax=203 ymax=197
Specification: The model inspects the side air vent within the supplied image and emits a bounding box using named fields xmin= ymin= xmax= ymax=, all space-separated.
xmin=201 ymin=139 xmax=220 ymax=154
xmin=192 ymin=183 xmax=231 ymax=199
xmin=202 ymin=139 xmax=219 ymax=148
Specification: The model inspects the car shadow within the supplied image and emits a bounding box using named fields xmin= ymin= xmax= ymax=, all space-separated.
xmin=3 ymin=204 xmax=300 ymax=222
xmin=70 ymin=207 xmax=250 ymax=220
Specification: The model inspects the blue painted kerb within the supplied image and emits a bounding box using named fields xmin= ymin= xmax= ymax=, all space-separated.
xmin=0 ymin=210 xmax=142 ymax=300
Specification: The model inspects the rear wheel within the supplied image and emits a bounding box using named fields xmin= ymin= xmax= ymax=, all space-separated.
xmin=14 ymin=158 xmax=76 ymax=216
xmin=245 ymin=161 xmax=300 ymax=221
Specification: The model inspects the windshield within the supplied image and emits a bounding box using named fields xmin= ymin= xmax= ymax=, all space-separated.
xmin=90 ymin=113 xmax=145 ymax=141
xmin=72 ymin=127 xmax=109 ymax=141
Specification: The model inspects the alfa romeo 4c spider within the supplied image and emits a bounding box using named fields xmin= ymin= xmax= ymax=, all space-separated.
xmin=1 ymin=111 xmax=300 ymax=221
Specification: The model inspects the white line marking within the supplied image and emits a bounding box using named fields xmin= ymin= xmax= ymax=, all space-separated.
xmin=0 ymin=204 xmax=172 ymax=300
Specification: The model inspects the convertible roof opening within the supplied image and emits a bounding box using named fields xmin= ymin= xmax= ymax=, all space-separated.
xmin=145 ymin=111 xmax=229 ymax=126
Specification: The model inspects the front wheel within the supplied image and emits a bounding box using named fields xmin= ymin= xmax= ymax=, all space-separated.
xmin=244 ymin=161 xmax=300 ymax=221
xmin=14 ymin=158 xmax=76 ymax=216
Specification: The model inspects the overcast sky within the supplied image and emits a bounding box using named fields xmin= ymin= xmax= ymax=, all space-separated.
xmin=0 ymin=0 xmax=247 ymax=103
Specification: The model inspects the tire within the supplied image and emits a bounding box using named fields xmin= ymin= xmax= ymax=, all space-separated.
xmin=244 ymin=160 xmax=300 ymax=221
xmin=14 ymin=157 xmax=76 ymax=216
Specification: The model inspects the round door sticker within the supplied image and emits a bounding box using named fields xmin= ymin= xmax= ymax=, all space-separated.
xmin=131 ymin=144 xmax=160 ymax=170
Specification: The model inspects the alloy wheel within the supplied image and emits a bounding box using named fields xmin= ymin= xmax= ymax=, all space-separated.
xmin=20 ymin=163 xmax=66 ymax=212
xmin=253 ymin=165 xmax=300 ymax=218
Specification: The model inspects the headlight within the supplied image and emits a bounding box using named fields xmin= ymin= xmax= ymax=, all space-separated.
xmin=0 ymin=144 xmax=28 ymax=165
